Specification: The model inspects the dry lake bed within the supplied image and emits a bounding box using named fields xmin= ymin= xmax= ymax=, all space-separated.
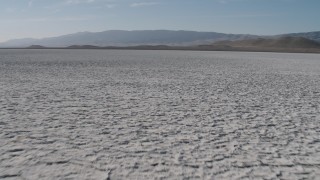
xmin=0 ymin=50 xmax=320 ymax=179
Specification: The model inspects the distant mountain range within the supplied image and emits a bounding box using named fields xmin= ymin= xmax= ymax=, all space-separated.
xmin=19 ymin=36 xmax=320 ymax=54
xmin=195 ymin=36 xmax=320 ymax=53
xmin=0 ymin=30 xmax=320 ymax=48
xmin=213 ymin=36 xmax=320 ymax=49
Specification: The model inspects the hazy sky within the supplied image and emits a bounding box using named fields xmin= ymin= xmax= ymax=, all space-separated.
xmin=1 ymin=0 xmax=319 ymax=42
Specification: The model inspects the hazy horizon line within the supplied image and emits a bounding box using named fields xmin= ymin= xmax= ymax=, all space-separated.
xmin=1 ymin=29 xmax=319 ymax=43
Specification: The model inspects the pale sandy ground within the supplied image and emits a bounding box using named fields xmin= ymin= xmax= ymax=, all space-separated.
xmin=0 ymin=50 xmax=320 ymax=179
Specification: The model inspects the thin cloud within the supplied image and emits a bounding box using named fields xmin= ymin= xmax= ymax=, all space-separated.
xmin=130 ymin=2 xmax=160 ymax=7
xmin=106 ymin=4 xmax=117 ymax=8
xmin=5 ymin=8 xmax=16 ymax=13
xmin=217 ymin=0 xmax=252 ymax=3
xmin=216 ymin=0 xmax=295 ymax=3
xmin=2 ymin=16 xmax=94 ymax=23
xmin=65 ymin=0 xmax=95 ymax=5
xmin=44 ymin=0 xmax=98 ymax=13
xmin=216 ymin=13 xmax=277 ymax=18
xmin=28 ymin=0 xmax=34 ymax=7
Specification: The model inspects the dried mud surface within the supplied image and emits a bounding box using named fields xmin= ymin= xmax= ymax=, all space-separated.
xmin=0 ymin=50 xmax=320 ymax=179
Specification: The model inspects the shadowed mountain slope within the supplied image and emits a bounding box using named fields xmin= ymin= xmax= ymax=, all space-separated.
xmin=279 ymin=31 xmax=320 ymax=42
xmin=213 ymin=37 xmax=320 ymax=49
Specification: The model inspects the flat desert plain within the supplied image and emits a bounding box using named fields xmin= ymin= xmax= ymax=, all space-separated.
xmin=0 ymin=50 xmax=320 ymax=179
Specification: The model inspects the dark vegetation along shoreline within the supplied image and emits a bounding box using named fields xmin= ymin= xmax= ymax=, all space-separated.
xmin=2 ymin=36 xmax=320 ymax=54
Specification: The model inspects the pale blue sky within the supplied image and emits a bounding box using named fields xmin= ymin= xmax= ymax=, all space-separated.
xmin=1 ymin=0 xmax=319 ymax=42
